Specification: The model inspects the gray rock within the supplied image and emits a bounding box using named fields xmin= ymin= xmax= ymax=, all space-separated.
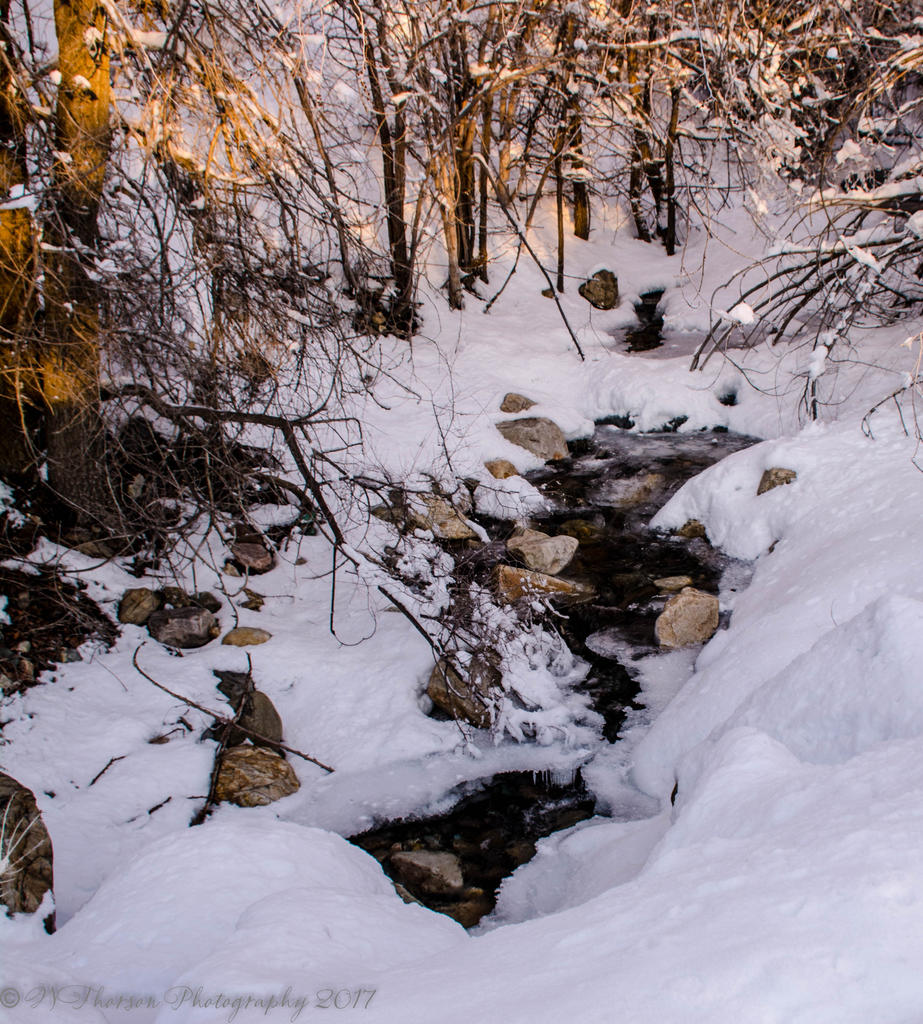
xmin=390 ymin=850 xmax=465 ymax=896
xmin=0 ymin=772 xmax=54 ymax=932
xmin=237 ymin=691 xmax=284 ymax=747
xmin=757 ymin=467 xmax=797 ymax=495
xmin=230 ymin=542 xmax=275 ymax=574
xmin=499 ymin=392 xmax=536 ymax=414
xmin=655 ymin=587 xmax=720 ymax=648
xmin=578 ymin=269 xmax=619 ymax=309
xmin=507 ymin=529 xmax=579 ymax=575
xmin=192 ymin=591 xmax=222 ymax=614
xmin=596 ymin=472 xmax=664 ymax=508
xmin=214 ymin=747 xmax=299 ymax=807
xmin=117 ymin=587 xmax=163 ymax=625
xmin=148 ymin=606 xmax=219 ymax=649
xmin=496 ymin=417 xmax=568 ymax=461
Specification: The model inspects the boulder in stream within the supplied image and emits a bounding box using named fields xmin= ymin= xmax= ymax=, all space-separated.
xmin=655 ymin=587 xmax=719 ymax=648
xmin=507 ymin=529 xmax=578 ymax=575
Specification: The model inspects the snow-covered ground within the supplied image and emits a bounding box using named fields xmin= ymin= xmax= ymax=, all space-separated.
xmin=3 ymin=204 xmax=923 ymax=1023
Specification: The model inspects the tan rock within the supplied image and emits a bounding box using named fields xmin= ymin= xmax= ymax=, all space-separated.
xmin=0 ymin=772 xmax=55 ymax=931
xmin=214 ymin=747 xmax=299 ymax=807
xmin=426 ymin=657 xmax=498 ymax=729
xmin=653 ymin=575 xmax=694 ymax=593
xmin=507 ymin=529 xmax=579 ymax=575
xmin=443 ymin=888 xmax=493 ymax=928
xmin=238 ymin=588 xmax=264 ymax=612
xmin=485 ymin=459 xmax=519 ymax=480
xmin=493 ymin=564 xmax=582 ymax=603
xmin=676 ymin=519 xmax=707 ymax=539
xmin=408 ymin=496 xmax=477 ymax=540
xmin=757 ymin=467 xmax=797 ymax=495
xmin=117 ymin=587 xmax=163 ymax=625
xmin=496 ymin=417 xmax=568 ymax=461
xmin=390 ymin=850 xmax=465 ymax=896
xmin=655 ymin=587 xmax=720 ymax=648
xmin=222 ymin=627 xmax=272 ymax=647
xmin=499 ymin=392 xmax=536 ymax=414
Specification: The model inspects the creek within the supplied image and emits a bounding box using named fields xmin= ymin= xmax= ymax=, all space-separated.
xmin=350 ymin=422 xmax=755 ymax=928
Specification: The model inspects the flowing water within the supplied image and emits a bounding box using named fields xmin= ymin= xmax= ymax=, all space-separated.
xmin=350 ymin=422 xmax=756 ymax=927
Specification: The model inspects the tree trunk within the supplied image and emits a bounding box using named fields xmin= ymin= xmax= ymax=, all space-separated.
xmin=43 ymin=0 xmax=110 ymax=519
xmin=570 ymin=113 xmax=590 ymax=241
xmin=555 ymin=151 xmax=565 ymax=292
xmin=0 ymin=0 xmax=38 ymax=475
xmin=664 ymin=84 xmax=681 ymax=256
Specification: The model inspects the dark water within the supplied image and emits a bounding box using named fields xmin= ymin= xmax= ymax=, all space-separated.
xmin=349 ymin=423 xmax=755 ymax=927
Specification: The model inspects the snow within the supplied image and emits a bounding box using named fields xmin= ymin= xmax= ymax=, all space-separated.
xmin=3 ymin=161 xmax=923 ymax=1024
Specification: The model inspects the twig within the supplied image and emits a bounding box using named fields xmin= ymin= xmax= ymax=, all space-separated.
xmin=89 ymin=755 xmax=126 ymax=786
xmin=131 ymin=644 xmax=335 ymax=773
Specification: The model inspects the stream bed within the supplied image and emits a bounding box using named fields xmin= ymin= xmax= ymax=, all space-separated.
xmin=350 ymin=422 xmax=756 ymax=928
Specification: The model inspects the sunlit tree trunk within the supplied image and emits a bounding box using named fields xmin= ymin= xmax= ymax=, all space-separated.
xmin=0 ymin=0 xmax=37 ymax=475
xmin=43 ymin=0 xmax=110 ymax=517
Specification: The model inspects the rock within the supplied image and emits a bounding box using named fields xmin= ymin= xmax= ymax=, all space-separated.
xmin=757 ymin=467 xmax=797 ymax=495
xmin=676 ymin=519 xmax=707 ymax=539
xmin=408 ymin=496 xmax=477 ymax=541
xmin=57 ymin=647 xmax=83 ymax=663
xmin=578 ymin=269 xmax=619 ymax=310
xmin=239 ymin=588 xmax=265 ymax=612
xmin=148 ymin=606 xmax=219 ymax=649
xmin=653 ymin=575 xmax=694 ymax=593
xmin=223 ymin=562 xmax=242 ymax=577
xmin=214 ymin=747 xmax=299 ymax=807
xmin=443 ymin=887 xmax=493 ymax=928
xmin=222 ymin=627 xmax=272 ymax=647
xmin=426 ymin=656 xmax=499 ymax=729
xmin=117 ymin=587 xmax=163 ymax=625
xmin=73 ymin=538 xmax=115 ymax=559
xmin=493 ymin=564 xmax=582 ymax=603
xmin=655 ymin=587 xmax=720 ymax=648
xmin=507 ymin=529 xmax=579 ymax=575
xmin=393 ymin=882 xmax=425 ymax=906
xmin=232 ymin=691 xmax=284 ymax=748
xmin=558 ymin=518 xmax=604 ymax=543
xmin=496 ymin=417 xmax=568 ymax=461
xmin=598 ymin=472 xmax=664 ymax=508
xmin=389 ymin=850 xmax=465 ymax=896
xmin=0 ymin=772 xmax=55 ymax=932
xmin=230 ymin=541 xmax=275 ymax=574
xmin=160 ymin=585 xmax=193 ymax=608
xmin=191 ymin=591 xmax=222 ymax=614
xmin=485 ymin=458 xmax=519 ymax=480
xmin=210 ymin=671 xmax=283 ymax=748
xmin=499 ymin=392 xmax=536 ymax=414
